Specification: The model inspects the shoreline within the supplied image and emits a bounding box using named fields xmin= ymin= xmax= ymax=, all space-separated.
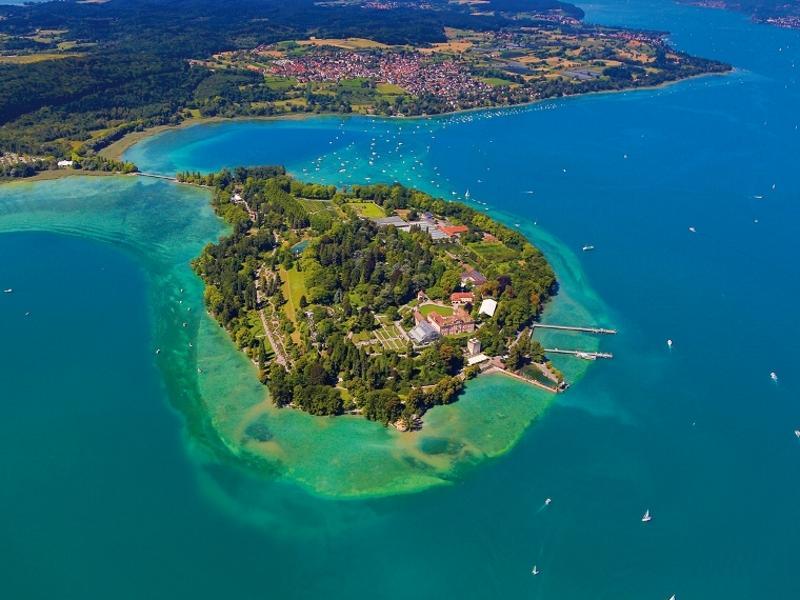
xmin=100 ymin=69 xmax=731 ymax=163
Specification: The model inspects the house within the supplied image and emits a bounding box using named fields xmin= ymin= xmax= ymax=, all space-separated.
xmin=427 ymin=307 xmax=475 ymax=336
xmin=438 ymin=224 xmax=469 ymax=238
xmin=479 ymin=298 xmax=498 ymax=317
xmin=408 ymin=320 xmax=439 ymax=345
xmin=417 ymin=290 xmax=429 ymax=303
xmin=467 ymin=338 xmax=481 ymax=356
xmin=57 ymin=160 xmax=74 ymax=168
xmin=450 ymin=292 xmax=474 ymax=307
xmin=461 ymin=267 xmax=487 ymax=287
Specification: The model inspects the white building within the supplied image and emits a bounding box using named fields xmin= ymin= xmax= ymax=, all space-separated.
xmin=479 ymin=298 xmax=498 ymax=317
xmin=57 ymin=160 xmax=75 ymax=168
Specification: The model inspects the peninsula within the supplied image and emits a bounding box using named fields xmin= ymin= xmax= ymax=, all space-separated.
xmin=181 ymin=166 xmax=560 ymax=430
xmin=679 ymin=1 xmax=800 ymax=30
xmin=0 ymin=0 xmax=730 ymax=180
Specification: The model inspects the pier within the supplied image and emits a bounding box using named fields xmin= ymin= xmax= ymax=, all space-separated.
xmin=544 ymin=348 xmax=614 ymax=360
xmin=135 ymin=172 xmax=178 ymax=182
xmin=534 ymin=324 xmax=617 ymax=335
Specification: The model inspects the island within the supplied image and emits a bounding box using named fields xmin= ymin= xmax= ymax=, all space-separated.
xmin=679 ymin=1 xmax=800 ymax=30
xmin=0 ymin=0 xmax=730 ymax=180
xmin=179 ymin=166 xmax=562 ymax=430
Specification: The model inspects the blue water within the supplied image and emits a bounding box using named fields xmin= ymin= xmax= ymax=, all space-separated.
xmin=3 ymin=0 xmax=800 ymax=597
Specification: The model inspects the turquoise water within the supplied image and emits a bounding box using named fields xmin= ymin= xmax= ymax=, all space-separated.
xmin=4 ymin=0 xmax=800 ymax=597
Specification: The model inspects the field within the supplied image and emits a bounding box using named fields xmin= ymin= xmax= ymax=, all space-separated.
xmin=346 ymin=202 xmax=385 ymax=219
xmin=279 ymin=265 xmax=308 ymax=327
xmin=0 ymin=53 xmax=82 ymax=64
xmin=298 ymin=38 xmax=389 ymax=50
xmin=418 ymin=303 xmax=454 ymax=318
xmin=469 ymin=241 xmax=517 ymax=263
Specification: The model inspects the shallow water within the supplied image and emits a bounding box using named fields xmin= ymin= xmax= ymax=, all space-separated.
xmin=3 ymin=0 xmax=800 ymax=597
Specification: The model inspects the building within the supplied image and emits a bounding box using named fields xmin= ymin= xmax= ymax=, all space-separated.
xmin=467 ymin=338 xmax=481 ymax=356
xmin=406 ymin=220 xmax=449 ymax=242
xmin=479 ymin=298 xmax=498 ymax=317
xmin=57 ymin=160 xmax=74 ymax=168
xmin=408 ymin=320 xmax=439 ymax=345
xmin=438 ymin=224 xmax=469 ymax=238
xmin=461 ymin=267 xmax=487 ymax=287
xmin=450 ymin=291 xmax=474 ymax=307
xmin=374 ymin=215 xmax=409 ymax=228
xmin=427 ymin=307 xmax=475 ymax=336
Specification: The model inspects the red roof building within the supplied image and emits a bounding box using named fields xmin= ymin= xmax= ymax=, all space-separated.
xmin=450 ymin=292 xmax=475 ymax=306
xmin=438 ymin=224 xmax=469 ymax=238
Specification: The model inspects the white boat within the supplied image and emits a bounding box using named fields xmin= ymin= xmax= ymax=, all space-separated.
xmin=668 ymin=595 xmax=676 ymax=600
xmin=3 ymin=288 xmax=12 ymax=293
xmin=155 ymin=348 xmax=161 ymax=355
xmin=582 ymin=245 xmax=595 ymax=252
xmin=464 ymin=189 xmax=470 ymax=199
xmin=771 ymin=372 xmax=778 ymax=382
xmin=688 ymin=226 xmax=696 ymax=233
xmin=531 ymin=565 xmax=540 ymax=576
xmin=642 ymin=509 xmax=652 ymax=523
xmin=667 ymin=339 xmax=673 ymax=349
xmin=794 ymin=430 xmax=800 ymax=439
xmin=576 ymin=352 xmax=597 ymax=361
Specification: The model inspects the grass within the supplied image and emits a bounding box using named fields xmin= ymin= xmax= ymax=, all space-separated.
xmin=263 ymin=75 xmax=297 ymax=92
xmin=279 ymin=265 xmax=308 ymax=327
xmin=469 ymin=241 xmax=517 ymax=262
xmin=418 ymin=303 xmax=454 ymax=318
xmin=0 ymin=53 xmax=82 ymax=64
xmin=478 ymin=77 xmax=516 ymax=87
xmin=376 ymin=82 xmax=406 ymax=95
xmin=346 ymin=202 xmax=385 ymax=219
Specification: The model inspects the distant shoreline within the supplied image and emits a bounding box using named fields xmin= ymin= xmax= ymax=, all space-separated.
xmin=100 ymin=69 xmax=730 ymax=164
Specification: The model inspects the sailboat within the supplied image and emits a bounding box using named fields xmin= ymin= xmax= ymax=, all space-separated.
xmin=667 ymin=339 xmax=673 ymax=349
xmin=794 ymin=430 xmax=800 ymax=439
xmin=641 ymin=509 xmax=652 ymax=523
xmin=464 ymin=189 xmax=471 ymax=199
xmin=771 ymin=372 xmax=779 ymax=382
xmin=531 ymin=565 xmax=540 ymax=576
xmin=3 ymin=288 xmax=12 ymax=294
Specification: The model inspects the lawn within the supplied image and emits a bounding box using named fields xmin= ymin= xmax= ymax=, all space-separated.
xmin=346 ymin=202 xmax=386 ymax=219
xmin=376 ymin=82 xmax=406 ymax=95
xmin=418 ymin=303 xmax=454 ymax=318
xmin=263 ymin=74 xmax=297 ymax=91
xmin=469 ymin=241 xmax=517 ymax=262
xmin=279 ymin=265 xmax=308 ymax=326
xmin=478 ymin=76 xmax=516 ymax=87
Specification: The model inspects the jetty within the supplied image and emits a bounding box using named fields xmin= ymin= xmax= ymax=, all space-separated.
xmin=534 ymin=324 xmax=616 ymax=335
xmin=545 ymin=348 xmax=613 ymax=359
xmin=135 ymin=172 xmax=178 ymax=182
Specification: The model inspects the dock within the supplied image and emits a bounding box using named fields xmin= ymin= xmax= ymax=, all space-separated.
xmin=544 ymin=348 xmax=614 ymax=360
xmin=534 ymin=324 xmax=616 ymax=335
xmin=135 ymin=172 xmax=178 ymax=182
